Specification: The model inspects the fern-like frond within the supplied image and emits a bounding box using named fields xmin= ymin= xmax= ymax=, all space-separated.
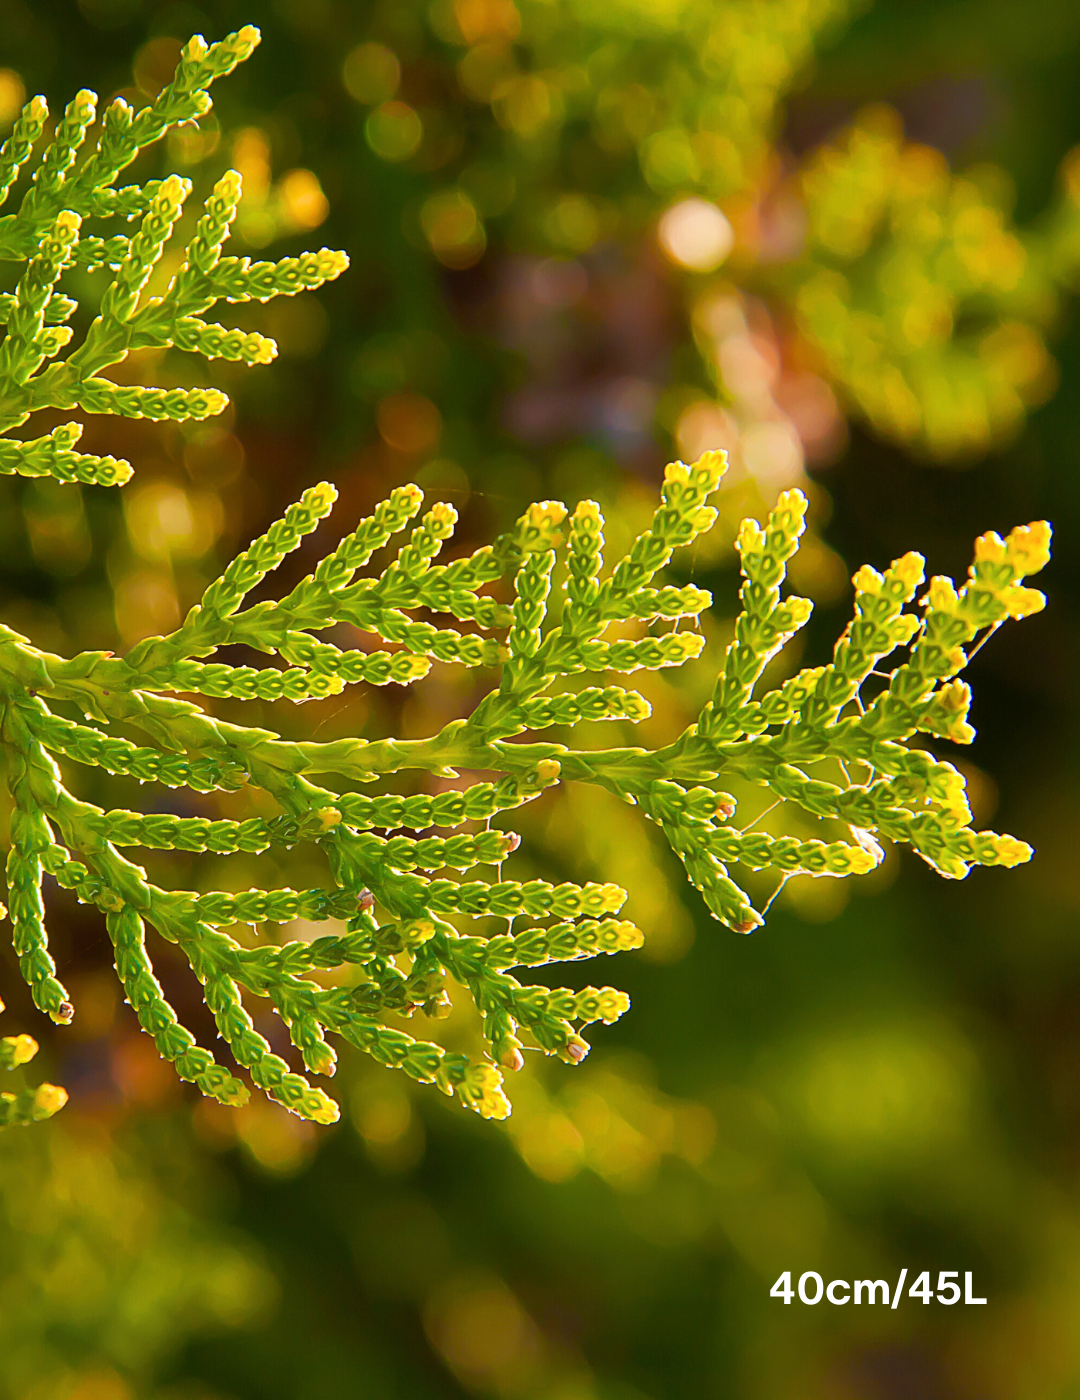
xmin=0 ymin=27 xmax=347 ymax=470
xmin=0 ymin=449 xmax=1049 ymax=1122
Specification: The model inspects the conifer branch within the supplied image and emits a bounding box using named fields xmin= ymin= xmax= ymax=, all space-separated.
xmin=0 ymin=25 xmax=1051 ymax=1129
xmin=0 ymin=26 xmax=347 ymax=456
xmin=0 ymin=449 xmax=1050 ymax=1123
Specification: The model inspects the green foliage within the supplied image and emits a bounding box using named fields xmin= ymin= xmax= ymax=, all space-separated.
xmin=0 ymin=1007 xmax=66 ymax=1128
xmin=0 ymin=1111 xmax=275 ymax=1396
xmin=345 ymin=0 xmax=1080 ymax=462
xmin=0 ymin=456 xmax=1050 ymax=1125
xmin=431 ymin=0 xmax=860 ymax=202
xmin=793 ymin=105 xmax=1080 ymax=455
xmin=0 ymin=24 xmax=346 ymax=486
xmin=0 ymin=25 xmax=1051 ymax=1131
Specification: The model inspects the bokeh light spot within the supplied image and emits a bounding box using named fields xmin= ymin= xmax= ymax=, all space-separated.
xmin=366 ymin=101 xmax=423 ymax=163
xmin=0 ymin=70 xmax=26 ymax=127
xmin=658 ymin=198 xmax=735 ymax=272
xmin=642 ymin=128 xmax=700 ymax=187
xmin=543 ymin=194 xmax=602 ymax=252
xmin=235 ymin=1099 xmax=317 ymax=1177
xmin=424 ymin=1272 xmax=544 ymax=1390
xmin=342 ymin=42 xmax=401 ymax=104
xmin=278 ymin=168 xmax=329 ymax=230
xmin=454 ymin=0 xmax=522 ymax=44
xmin=377 ymin=392 xmax=443 ymax=455
xmin=420 ymin=189 xmax=486 ymax=267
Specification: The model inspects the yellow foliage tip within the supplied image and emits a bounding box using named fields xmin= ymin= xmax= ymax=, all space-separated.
xmin=304 ymin=1091 xmax=341 ymax=1125
xmin=989 ymin=834 xmax=1033 ymax=867
xmin=522 ymin=500 xmax=568 ymax=549
xmin=54 ymin=210 xmax=82 ymax=237
xmin=938 ymin=768 xmax=973 ymax=824
xmin=306 ymin=481 xmax=338 ymax=513
xmin=694 ymin=448 xmax=730 ymax=487
xmin=844 ymin=846 xmax=880 ymax=876
xmin=852 ymin=564 xmax=883 ymax=595
xmin=400 ymin=655 xmax=432 ymax=681
xmin=1003 ymin=585 xmax=1046 ymax=619
xmin=395 ymin=483 xmax=425 ymax=512
xmin=73 ymin=89 xmax=97 ymax=120
xmin=856 ymin=554 xmax=925 ymax=600
xmin=461 ymin=1064 xmax=512 ymax=1119
xmin=774 ymin=488 xmax=809 ymax=528
xmin=1007 ymin=520 xmax=1052 ymax=575
xmin=610 ymin=921 xmax=645 ymax=950
xmin=319 ymin=250 xmax=351 ymax=279
xmin=622 ymin=692 xmax=652 ymax=721
xmin=973 ymin=530 xmax=1009 ymax=566
xmin=671 ymin=630 xmax=706 ymax=661
xmin=159 ymin=173 xmax=191 ymax=206
xmin=934 ymin=680 xmax=976 ymax=743
xmin=35 ymin=1084 xmax=69 ymax=1117
xmin=924 ymin=576 xmax=959 ymax=613
xmin=974 ymin=520 xmax=1052 ymax=578
xmin=786 ymin=596 xmax=815 ymax=629
xmin=2 ymin=1034 xmax=38 ymax=1068
xmin=666 ymin=449 xmax=729 ymax=491
xmin=534 ymin=758 xmax=562 ymax=786
xmin=736 ymin=517 xmax=766 ymax=555
xmin=891 ymin=551 xmax=926 ymax=590
xmin=598 ymin=882 xmax=628 ymax=913
xmin=216 ymin=170 xmax=243 ymax=201
xmin=429 ymin=501 xmax=458 ymax=527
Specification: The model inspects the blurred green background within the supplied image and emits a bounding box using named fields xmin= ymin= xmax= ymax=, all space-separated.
xmin=1 ymin=0 xmax=1079 ymax=1396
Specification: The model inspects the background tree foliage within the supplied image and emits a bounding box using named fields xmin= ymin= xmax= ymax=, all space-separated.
xmin=0 ymin=1 xmax=1077 ymax=1398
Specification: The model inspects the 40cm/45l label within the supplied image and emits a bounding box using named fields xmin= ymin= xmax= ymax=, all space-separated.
xmin=770 ymin=1271 xmax=987 ymax=1307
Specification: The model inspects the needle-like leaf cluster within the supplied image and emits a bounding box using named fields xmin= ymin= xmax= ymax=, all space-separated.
xmin=0 ymin=452 xmax=1050 ymax=1124
xmin=0 ymin=24 xmax=346 ymax=487
xmin=0 ymin=26 xmax=1051 ymax=1128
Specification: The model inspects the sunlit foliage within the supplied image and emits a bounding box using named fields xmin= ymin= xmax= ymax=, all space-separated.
xmin=0 ymin=28 xmax=1049 ymax=1130
xmin=335 ymin=0 xmax=1080 ymax=462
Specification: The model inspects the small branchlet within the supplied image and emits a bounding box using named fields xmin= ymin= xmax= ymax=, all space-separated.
xmin=0 ymin=25 xmax=347 ymax=478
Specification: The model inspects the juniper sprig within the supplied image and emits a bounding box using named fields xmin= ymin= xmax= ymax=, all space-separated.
xmin=0 ymin=26 xmax=1050 ymax=1128
xmin=0 ymin=24 xmax=346 ymax=487
xmin=0 ymin=451 xmax=1051 ymax=1123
